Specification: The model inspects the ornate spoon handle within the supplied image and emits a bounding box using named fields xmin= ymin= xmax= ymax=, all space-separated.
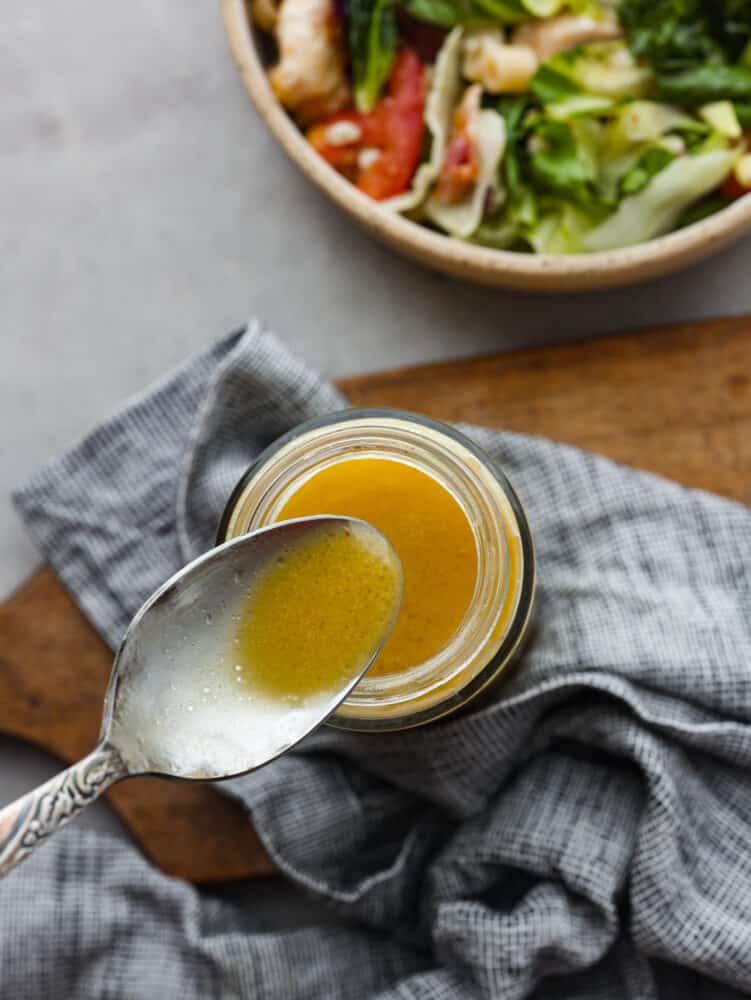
xmin=0 ymin=744 xmax=129 ymax=877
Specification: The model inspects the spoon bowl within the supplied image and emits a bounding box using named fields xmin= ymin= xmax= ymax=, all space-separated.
xmin=0 ymin=516 xmax=402 ymax=876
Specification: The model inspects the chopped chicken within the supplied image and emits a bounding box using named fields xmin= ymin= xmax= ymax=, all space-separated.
xmin=462 ymin=30 xmax=539 ymax=94
xmin=512 ymin=14 xmax=623 ymax=63
xmin=269 ymin=0 xmax=349 ymax=125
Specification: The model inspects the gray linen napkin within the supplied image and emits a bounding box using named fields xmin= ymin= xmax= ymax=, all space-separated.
xmin=5 ymin=322 xmax=751 ymax=999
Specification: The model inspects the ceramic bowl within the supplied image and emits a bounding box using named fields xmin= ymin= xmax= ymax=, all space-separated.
xmin=221 ymin=0 xmax=751 ymax=292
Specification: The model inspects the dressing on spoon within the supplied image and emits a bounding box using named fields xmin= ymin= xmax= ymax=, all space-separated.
xmin=0 ymin=516 xmax=402 ymax=879
xmin=110 ymin=517 xmax=402 ymax=777
xmin=235 ymin=521 xmax=403 ymax=700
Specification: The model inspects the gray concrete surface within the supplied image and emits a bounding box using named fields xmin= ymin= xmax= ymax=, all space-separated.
xmin=1 ymin=0 xmax=750 ymax=908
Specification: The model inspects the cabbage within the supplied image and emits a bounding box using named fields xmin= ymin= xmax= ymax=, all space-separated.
xmin=527 ymin=117 xmax=605 ymax=207
xmin=612 ymin=101 xmax=700 ymax=144
xmin=584 ymin=148 xmax=739 ymax=250
xmin=385 ymin=28 xmax=464 ymax=213
xmin=568 ymin=42 xmax=654 ymax=98
xmin=528 ymin=202 xmax=595 ymax=253
xmin=547 ymin=95 xmax=615 ymax=120
xmin=426 ymin=109 xmax=507 ymax=237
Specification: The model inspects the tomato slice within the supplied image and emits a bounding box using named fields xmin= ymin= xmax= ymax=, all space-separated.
xmin=307 ymin=49 xmax=425 ymax=201
xmin=720 ymin=173 xmax=751 ymax=200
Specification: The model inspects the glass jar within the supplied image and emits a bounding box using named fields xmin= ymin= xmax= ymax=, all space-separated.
xmin=218 ymin=409 xmax=535 ymax=731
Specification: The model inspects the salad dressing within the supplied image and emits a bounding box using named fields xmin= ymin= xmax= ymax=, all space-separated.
xmin=275 ymin=457 xmax=478 ymax=676
xmin=234 ymin=519 xmax=402 ymax=696
xmin=219 ymin=410 xmax=536 ymax=729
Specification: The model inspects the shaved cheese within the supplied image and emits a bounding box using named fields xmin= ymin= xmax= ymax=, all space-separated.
xmin=425 ymin=110 xmax=506 ymax=239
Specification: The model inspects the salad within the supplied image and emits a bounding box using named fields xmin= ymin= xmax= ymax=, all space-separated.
xmin=254 ymin=0 xmax=751 ymax=253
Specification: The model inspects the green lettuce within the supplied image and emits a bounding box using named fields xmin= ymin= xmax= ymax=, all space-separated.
xmin=403 ymin=0 xmax=497 ymax=26
xmin=528 ymin=202 xmax=595 ymax=253
xmin=534 ymin=43 xmax=654 ymax=102
xmin=530 ymin=65 xmax=583 ymax=104
xmin=403 ymin=0 xmax=597 ymax=27
xmin=528 ymin=119 xmax=604 ymax=206
xmin=349 ymin=0 xmax=397 ymax=112
xmin=619 ymin=146 xmax=676 ymax=195
xmin=584 ymin=147 xmax=739 ymax=251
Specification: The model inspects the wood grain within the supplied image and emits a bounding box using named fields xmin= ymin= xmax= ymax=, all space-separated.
xmin=341 ymin=315 xmax=751 ymax=506
xmin=0 ymin=314 xmax=749 ymax=882
xmin=0 ymin=567 xmax=273 ymax=882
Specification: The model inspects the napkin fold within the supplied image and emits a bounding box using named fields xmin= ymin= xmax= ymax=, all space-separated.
xmin=6 ymin=323 xmax=751 ymax=999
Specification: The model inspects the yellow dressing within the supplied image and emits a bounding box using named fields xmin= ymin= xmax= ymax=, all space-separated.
xmin=234 ymin=522 xmax=401 ymax=700
xmin=275 ymin=458 xmax=478 ymax=676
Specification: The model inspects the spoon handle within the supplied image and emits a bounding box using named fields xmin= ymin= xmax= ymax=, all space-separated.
xmin=0 ymin=744 xmax=128 ymax=878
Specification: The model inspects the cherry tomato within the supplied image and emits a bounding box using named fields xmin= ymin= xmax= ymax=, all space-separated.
xmin=720 ymin=172 xmax=751 ymax=200
xmin=307 ymin=49 xmax=425 ymax=201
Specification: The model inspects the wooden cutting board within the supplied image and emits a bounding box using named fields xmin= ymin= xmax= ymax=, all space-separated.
xmin=1 ymin=314 xmax=750 ymax=883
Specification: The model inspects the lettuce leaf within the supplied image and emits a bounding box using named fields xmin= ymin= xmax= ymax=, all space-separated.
xmin=530 ymin=65 xmax=583 ymax=104
xmin=497 ymin=96 xmax=531 ymax=196
xmin=584 ymin=147 xmax=739 ymax=251
xmin=528 ymin=119 xmax=603 ymax=206
xmin=528 ymin=202 xmax=595 ymax=253
xmin=350 ymin=0 xmax=397 ymax=112
xmin=619 ymin=145 xmax=675 ymax=195
xmin=403 ymin=0 xmax=497 ymax=26
xmin=536 ymin=43 xmax=654 ymax=101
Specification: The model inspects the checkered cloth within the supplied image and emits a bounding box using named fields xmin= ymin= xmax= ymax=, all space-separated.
xmin=6 ymin=324 xmax=751 ymax=998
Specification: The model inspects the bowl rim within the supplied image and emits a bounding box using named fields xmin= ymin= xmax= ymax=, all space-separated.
xmin=221 ymin=0 xmax=751 ymax=290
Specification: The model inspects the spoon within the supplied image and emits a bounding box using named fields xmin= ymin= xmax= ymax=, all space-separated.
xmin=0 ymin=516 xmax=402 ymax=878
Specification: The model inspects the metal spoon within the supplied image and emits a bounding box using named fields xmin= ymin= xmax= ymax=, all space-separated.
xmin=0 ymin=516 xmax=402 ymax=878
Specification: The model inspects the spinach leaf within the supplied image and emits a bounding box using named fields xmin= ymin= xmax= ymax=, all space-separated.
xmin=706 ymin=1 xmax=751 ymax=63
xmin=656 ymin=64 xmax=751 ymax=105
xmin=618 ymin=0 xmax=725 ymax=73
xmin=349 ymin=0 xmax=397 ymax=111
xmin=404 ymin=0 xmax=518 ymax=25
xmin=618 ymin=0 xmax=751 ymax=72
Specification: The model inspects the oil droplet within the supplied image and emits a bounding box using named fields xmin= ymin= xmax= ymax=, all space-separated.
xmin=187 ymin=704 xmax=194 ymax=713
